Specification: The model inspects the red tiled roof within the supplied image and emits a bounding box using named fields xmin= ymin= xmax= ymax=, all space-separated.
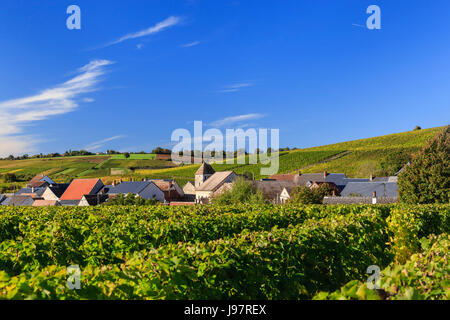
xmin=60 ymin=179 xmax=103 ymax=200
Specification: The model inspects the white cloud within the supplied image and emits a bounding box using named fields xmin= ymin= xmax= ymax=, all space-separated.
xmin=210 ymin=113 xmax=265 ymax=127
xmin=104 ymin=16 xmax=181 ymax=48
xmin=181 ymin=41 xmax=200 ymax=48
xmin=84 ymin=135 xmax=126 ymax=151
xmin=218 ymin=82 xmax=253 ymax=93
xmin=0 ymin=59 xmax=114 ymax=157
xmin=136 ymin=44 xmax=144 ymax=50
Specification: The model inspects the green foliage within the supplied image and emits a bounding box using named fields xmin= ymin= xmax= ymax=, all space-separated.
xmin=0 ymin=205 xmax=395 ymax=299
xmin=289 ymin=184 xmax=334 ymax=204
xmin=3 ymin=173 xmax=17 ymax=183
xmin=379 ymin=149 xmax=412 ymax=176
xmin=314 ymin=234 xmax=449 ymax=300
xmin=0 ymin=204 xmax=447 ymax=299
xmin=398 ymin=126 xmax=450 ymax=204
xmin=104 ymin=194 xmax=159 ymax=206
xmin=211 ymin=177 xmax=265 ymax=205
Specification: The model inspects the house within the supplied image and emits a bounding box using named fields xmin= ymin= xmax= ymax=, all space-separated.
xmin=41 ymin=184 xmax=70 ymax=201
xmin=79 ymin=194 xmax=109 ymax=206
xmin=182 ymin=181 xmax=196 ymax=202
xmin=107 ymin=181 xmax=165 ymax=202
xmin=340 ymin=182 xmax=399 ymax=198
xmin=252 ymin=180 xmax=298 ymax=203
xmin=27 ymin=174 xmax=56 ymax=188
xmin=195 ymin=162 xmax=215 ymax=187
xmin=195 ymin=171 xmax=237 ymax=203
xmin=1 ymin=195 xmax=35 ymax=206
xmin=60 ymin=178 xmax=104 ymax=201
xmin=151 ymin=180 xmax=184 ymax=202
xmin=15 ymin=187 xmax=46 ymax=199
xmin=32 ymin=200 xmax=61 ymax=207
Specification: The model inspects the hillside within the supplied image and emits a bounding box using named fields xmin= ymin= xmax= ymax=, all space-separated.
xmin=0 ymin=126 xmax=445 ymax=191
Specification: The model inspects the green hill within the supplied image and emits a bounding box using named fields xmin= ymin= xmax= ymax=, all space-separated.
xmin=0 ymin=126 xmax=445 ymax=191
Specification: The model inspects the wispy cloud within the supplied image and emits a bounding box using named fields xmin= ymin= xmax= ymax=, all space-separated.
xmin=0 ymin=59 xmax=114 ymax=157
xmin=102 ymin=16 xmax=181 ymax=48
xmin=218 ymin=82 xmax=253 ymax=93
xmin=181 ymin=40 xmax=200 ymax=48
xmin=210 ymin=113 xmax=265 ymax=127
xmin=84 ymin=135 xmax=126 ymax=151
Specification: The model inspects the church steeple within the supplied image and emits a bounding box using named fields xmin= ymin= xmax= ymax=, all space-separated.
xmin=195 ymin=162 xmax=215 ymax=187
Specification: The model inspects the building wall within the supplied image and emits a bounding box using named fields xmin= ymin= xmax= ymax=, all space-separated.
xmin=42 ymin=188 xmax=59 ymax=201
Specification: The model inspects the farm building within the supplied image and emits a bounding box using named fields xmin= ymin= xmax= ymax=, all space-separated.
xmin=41 ymin=184 xmax=70 ymax=201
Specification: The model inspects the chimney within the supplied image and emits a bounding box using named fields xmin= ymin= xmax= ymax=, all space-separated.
xmin=323 ymin=171 xmax=327 ymax=179
xmin=370 ymin=174 xmax=373 ymax=182
xmin=372 ymin=191 xmax=376 ymax=197
xmin=31 ymin=187 xmax=34 ymax=193
xmin=297 ymin=170 xmax=301 ymax=176
xmin=372 ymin=191 xmax=377 ymax=204
xmin=119 ymin=179 xmax=123 ymax=184
xmin=332 ymin=190 xmax=336 ymax=197
xmin=112 ymin=180 xmax=116 ymax=187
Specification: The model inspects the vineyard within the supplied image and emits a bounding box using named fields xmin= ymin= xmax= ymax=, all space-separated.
xmin=0 ymin=204 xmax=448 ymax=300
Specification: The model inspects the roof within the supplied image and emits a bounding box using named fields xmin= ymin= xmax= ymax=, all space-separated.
xmin=59 ymin=200 xmax=80 ymax=206
xmin=151 ymin=180 xmax=177 ymax=192
xmin=46 ymin=184 xmax=70 ymax=198
xmin=196 ymin=171 xmax=235 ymax=192
xmin=341 ymin=182 xmax=399 ymax=197
xmin=108 ymin=181 xmax=152 ymax=195
xmin=60 ymin=179 xmax=103 ymax=200
xmin=1 ymin=195 xmax=34 ymax=206
xmin=0 ymin=195 xmax=6 ymax=204
xmin=195 ymin=162 xmax=215 ymax=175
xmin=16 ymin=187 xmax=46 ymax=197
xmin=323 ymin=196 xmax=398 ymax=204
xmin=28 ymin=174 xmax=55 ymax=188
xmin=252 ymin=180 xmax=297 ymax=199
xmin=32 ymin=200 xmax=59 ymax=207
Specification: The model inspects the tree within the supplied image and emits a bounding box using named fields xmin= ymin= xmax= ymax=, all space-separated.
xmin=3 ymin=173 xmax=17 ymax=183
xmin=289 ymin=186 xmax=323 ymax=204
xmin=398 ymin=126 xmax=449 ymax=204
xmin=123 ymin=152 xmax=130 ymax=159
xmin=414 ymin=125 xmax=422 ymax=131
xmin=211 ymin=177 xmax=264 ymax=205
xmin=105 ymin=193 xmax=158 ymax=206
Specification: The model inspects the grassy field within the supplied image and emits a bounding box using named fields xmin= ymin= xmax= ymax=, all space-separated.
xmin=0 ymin=126 xmax=444 ymax=190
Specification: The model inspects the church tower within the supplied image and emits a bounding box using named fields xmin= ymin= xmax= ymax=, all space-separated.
xmin=195 ymin=162 xmax=215 ymax=188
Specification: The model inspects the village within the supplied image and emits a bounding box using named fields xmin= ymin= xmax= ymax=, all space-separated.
xmin=0 ymin=161 xmax=401 ymax=207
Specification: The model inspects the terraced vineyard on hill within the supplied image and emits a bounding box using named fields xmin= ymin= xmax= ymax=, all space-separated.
xmin=0 ymin=126 xmax=444 ymax=191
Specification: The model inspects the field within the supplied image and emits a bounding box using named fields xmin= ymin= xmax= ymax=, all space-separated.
xmin=0 ymin=126 xmax=444 ymax=191
xmin=0 ymin=204 xmax=448 ymax=299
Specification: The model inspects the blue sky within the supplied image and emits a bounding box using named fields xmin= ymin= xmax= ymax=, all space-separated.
xmin=0 ymin=0 xmax=449 ymax=156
